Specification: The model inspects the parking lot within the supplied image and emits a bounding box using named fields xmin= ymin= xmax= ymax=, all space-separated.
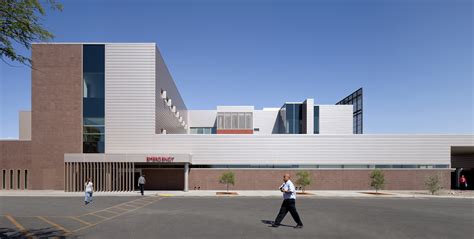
xmin=0 ymin=195 xmax=472 ymax=238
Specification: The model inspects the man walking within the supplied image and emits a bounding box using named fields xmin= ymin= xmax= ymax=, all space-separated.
xmin=138 ymin=174 xmax=146 ymax=196
xmin=272 ymin=173 xmax=303 ymax=228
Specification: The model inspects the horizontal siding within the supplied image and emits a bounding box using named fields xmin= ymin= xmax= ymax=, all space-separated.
xmin=319 ymin=105 xmax=353 ymax=134
xmin=105 ymin=44 xmax=156 ymax=150
xmin=106 ymin=134 xmax=474 ymax=165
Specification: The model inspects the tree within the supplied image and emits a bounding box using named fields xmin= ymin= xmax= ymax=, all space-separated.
xmin=425 ymin=175 xmax=442 ymax=195
xmin=370 ymin=169 xmax=385 ymax=193
xmin=1 ymin=0 xmax=63 ymax=66
xmin=219 ymin=171 xmax=235 ymax=192
xmin=296 ymin=171 xmax=311 ymax=193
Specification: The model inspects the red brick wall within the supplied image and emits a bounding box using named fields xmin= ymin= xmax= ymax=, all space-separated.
xmin=0 ymin=141 xmax=32 ymax=190
xmin=30 ymin=44 xmax=83 ymax=190
xmin=188 ymin=169 xmax=451 ymax=190
xmin=216 ymin=129 xmax=253 ymax=134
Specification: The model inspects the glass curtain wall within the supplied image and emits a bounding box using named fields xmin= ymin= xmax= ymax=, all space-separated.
xmin=83 ymin=45 xmax=105 ymax=153
xmin=284 ymin=103 xmax=303 ymax=134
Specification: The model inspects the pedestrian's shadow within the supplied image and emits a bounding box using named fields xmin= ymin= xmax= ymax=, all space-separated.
xmin=261 ymin=220 xmax=294 ymax=228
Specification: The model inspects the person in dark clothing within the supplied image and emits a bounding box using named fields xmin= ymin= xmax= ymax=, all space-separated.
xmin=138 ymin=174 xmax=146 ymax=196
xmin=272 ymin=173 xmax=303 ymax=229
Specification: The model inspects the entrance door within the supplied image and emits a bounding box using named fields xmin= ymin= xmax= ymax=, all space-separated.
xmin=141 ymin=169 xmax=184 ymax=190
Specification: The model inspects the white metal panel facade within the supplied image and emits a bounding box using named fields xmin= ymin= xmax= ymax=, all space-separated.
xmin=318 ymin=105 xmax=353 ymax=134
xmin=105 ymin=43 xmax=157 ymax=151
xmin=253 ymin=109 xmax=280 ymax=135
xmin=103 ymin=44 xmax=473 ymax=167
xmin=188 ymin=110 xmax=217 ymax=128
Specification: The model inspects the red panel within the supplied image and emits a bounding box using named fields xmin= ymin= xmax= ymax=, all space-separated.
xmin=216 ymin=129 xmax=253 ymax=134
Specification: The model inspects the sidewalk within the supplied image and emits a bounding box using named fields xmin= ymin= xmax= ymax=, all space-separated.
xmin=1 ymin=190 xmax=473 ymax=199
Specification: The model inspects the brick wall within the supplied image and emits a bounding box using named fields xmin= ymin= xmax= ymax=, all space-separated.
xmin=188 ymin=169 xmax=451 ymax=190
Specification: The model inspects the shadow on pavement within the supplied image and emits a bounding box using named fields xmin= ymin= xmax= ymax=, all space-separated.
xmin=0 ymin=227 xmax=71 ymax=238
xmin=261 ymin=220 xmax=294 ymax=228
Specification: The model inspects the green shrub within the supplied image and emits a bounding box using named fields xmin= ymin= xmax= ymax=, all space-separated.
xmin=296 ymin=171 xmax=311 ymax=193
xmin=425 ymin=175 xmax=442 ymax=195
xmin=219 ymin=171 xmax=235 ymax=192
xmin=370 ymin=169 xmax=385 ymax=193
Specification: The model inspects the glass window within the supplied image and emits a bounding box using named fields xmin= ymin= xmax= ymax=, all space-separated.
xmin=217 ymin=114 xmax=224 ymax=129
xmin=245 ymin=113 xmax=252 ymax=129
xmin=83 ymin=126 xmax=105 ymax=134
xmin=83 ymin=45 xmax=105 ymax=153
xmin=238 ymin=113 xmax=245 ymax=129
xmin=17 ymin=170 xmax=20 ymax=189
xmin=314 ymin=106 xmax=319 ymax=134
xmin=24 ymin=170 xmax=28 ymax=189
xmin=2 ymin=170 xmax=5 ymax=189
xmin=224 ymin=113 xmax=231 ymax=129
xmin=83 ymin=134 xmax=105 ymax=142
xmin=10 ymin=170 xmax=13 ymax=189
xmin=231 ymin=113 xmax=238 ymax=129
xmin=84 ymin=117 xmax=104 ymax=125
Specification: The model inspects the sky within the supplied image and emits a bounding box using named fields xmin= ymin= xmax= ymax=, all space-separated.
xmin=0 ymin=0 xmax=472 ymax=138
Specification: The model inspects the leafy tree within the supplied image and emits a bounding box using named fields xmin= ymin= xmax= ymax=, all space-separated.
xmin=296 ymin=171 xmax=311 ymax=193
xmin=1 ymin=0 xmax=63 ymax=66
xmin=219 ymin=171 xmax=235 ymax=192
xmin=370 ymin=169 xmax=385 ymax=193
xmin=425 ymin=175 xmax=442 ymax=195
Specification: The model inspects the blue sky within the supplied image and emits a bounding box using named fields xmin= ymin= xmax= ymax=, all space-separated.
xmin=0 ymin=0 xmax=472 ymax=138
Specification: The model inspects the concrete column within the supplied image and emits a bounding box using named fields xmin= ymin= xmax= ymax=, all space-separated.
xmin=184 ymin=163 xmax=189 ymax=192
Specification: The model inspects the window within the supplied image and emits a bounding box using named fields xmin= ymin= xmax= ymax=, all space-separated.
xmin=217 ymin=115 xmax=224 ymax=129
xmin=314 ymin=106 xmax=319 ymax=134
xmin=24 ymin=170 xmax=28 ymax=189
xmin=17 ymin=170 xmax=20 ymax=189
xmin=189 ymin=127 xmax=215 ymax=134
xmin=10 ymin=170 xmax=13 ymax=189
xmin=224 ymin=113 xmax=231 ymax=129
xmin=2 ymin=170 xmax=5 ymax=189
xmin=231 ymin=113 xmax=238 ymax=129
xmin=284 ymin=104 xmax=303 ymax=134
xmin=245 ymin=113 xmax=252 ymax=129
xmin=83 ymin=45 xmax=105 ymax=153
xmin=238 ymin=113 xmax=245 ymax=129
xmin=217 ymin=112 xmax=253 ymax=130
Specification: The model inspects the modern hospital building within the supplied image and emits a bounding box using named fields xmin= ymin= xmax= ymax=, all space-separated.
xmin=0 ymin=43 xmax=473 ymax=192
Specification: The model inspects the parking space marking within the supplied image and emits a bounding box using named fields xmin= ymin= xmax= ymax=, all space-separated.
xmin=128 ymin=201 xmax=148 ymax=206
xmin=69 ymin=216 xmax=92 ymax=226
xmin=2 ymin=195 xmax=164 ymax=237
xmin=89 ymin=213 xmax=108 ymax=220
xmin=37 ymin=216 xmax=71 ymax=234
xmin=71 ymin=197 xmax=163 ymax=234
xmin=5 ymin=215 xmax=27 ymax=233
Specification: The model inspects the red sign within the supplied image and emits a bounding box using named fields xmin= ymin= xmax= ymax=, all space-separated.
xmin=146 ymin=156 xmax=174 ymax=163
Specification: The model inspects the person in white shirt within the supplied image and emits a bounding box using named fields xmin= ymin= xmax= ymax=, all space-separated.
xmin=84 ymin=178 xmax=94 ymax=205
xmin=138 ymin=175 xmax=146 ymax=196
xmin=272 ymin=173 xmax=303 ymax=228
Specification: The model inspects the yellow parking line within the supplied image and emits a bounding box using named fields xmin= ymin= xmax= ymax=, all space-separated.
xmin=102 ymin=209 xmax=120 ymax=215
xmin=128 ymin=201 xmax=148 ymax=206
xmin=121 ymin=204 xmax=139 ymax=209
xmin=37 ymin=216 xmax=71 ymax=234
xmin=89 ymin=213 xmax=108 ymax=220
xmin=72 ymin=197 xmax=163 ymax=234
xmin=69 ymin=216 xmax=92 ymax=226
xmin=109 ymin=207 xmax=129 ymax=212
xmin=5 ymin=215 xmax=27 ymax=232
xmin=79 ymin=196 xmax=158 ymax=218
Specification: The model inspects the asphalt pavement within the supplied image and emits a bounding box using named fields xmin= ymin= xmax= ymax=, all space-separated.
xmin=0 ymin=196 xmax=472 ymax=238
